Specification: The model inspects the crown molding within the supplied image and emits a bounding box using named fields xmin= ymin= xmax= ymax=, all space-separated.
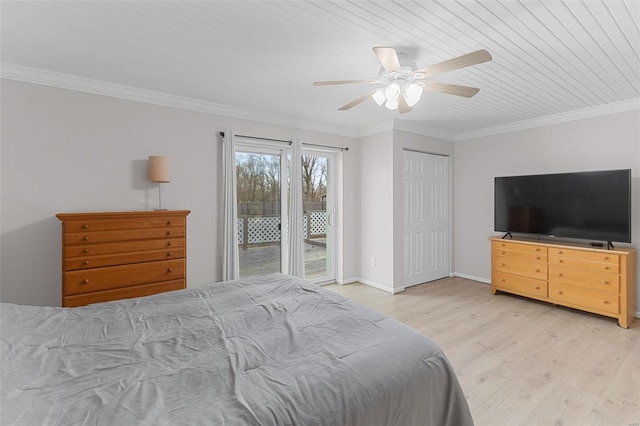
xmin=392 ymin=119 xmax=456 ymax=141
xmin=455 ymin=98 xmax=640 ymax=141
xmin=355 ymin=119 xmax=456 ymax=141
xmin=355 ymin=120 xmax=395 ymax=138
xmin=0 ymin=63 xmax=359 ymax=139
xmin=3 ymin=63 xmax=638 ymax=143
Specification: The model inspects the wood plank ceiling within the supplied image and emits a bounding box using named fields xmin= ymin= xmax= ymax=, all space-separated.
xmin=1 ymin=1 xmax=638 ymax=139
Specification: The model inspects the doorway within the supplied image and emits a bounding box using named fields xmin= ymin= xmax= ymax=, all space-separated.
xmin=235 ymin=147 xmax=285 ymax=278
xmin=403 ymin=150 xmax=450 ymax=287
xmin=302 ymin=150 xmax=335 ymax=283
xmin=234 ymin=141 xmax=336 ymax=284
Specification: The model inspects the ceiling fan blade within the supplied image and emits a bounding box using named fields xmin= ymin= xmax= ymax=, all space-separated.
xmin=418 ymin=81 xmax=480 ymax=98
xmin=398 ymin=95 xmax=413 ymax=114
xmin=313 ymin=79 xmax=374 ymax=86
xmin=338 ymin=91 xmax=376 ymax=110
xmin=416 ymin=49 xmax=492 ymax=77
xmin=373 ymin=47 xmax=401 ymax=73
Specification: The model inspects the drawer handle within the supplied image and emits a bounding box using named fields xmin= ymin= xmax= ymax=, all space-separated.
xmin=167 ymin=252 xmax=172 ymax=257
xmin=501 ymin=251 xmax=506 ymax=255
xmin=603 ymin=256 xmax=609 ymax=261
xmin=83 ymin=236 xmax=89 ymax=241
xmin=167 ymin=268 xmax=174 ymax=273
xmin=603 ymin=300 xmax=609 ymax=305
xmin=535 ymin=286 xmax=540 ymax=290
xmin=602 ymin=280 xmax=609 ymax=285
xmin=501 ymin=263 xmax=506 ymax=267
xmin=167 ymin=242 xmax=173 ymax=246
xmin=558 ymin=250 xmax=563 ymax=254
xmin=602 ymin=266 xmax=609 ymax=270
xmin=535 ymin=248 xmax=540 ymax=252
xmin=82 ymin=224 xmax=89 ymax=229
xmin=83 ymin=249 xmax=89 ymax=254
xmin=167 ymin=221 xmax=172 ymax=226
xmin=81 ymin=279 xmax=89 ymax=285
xmin=83 ymin=261 xmax=90 ymax=266
xmin=557 ymin=291 xmax=563 ymax=295
xmin=536 ymin=256 xmax=540 ymax=260
xmin=166 ymin=231 xmax=172 ymax=236
xmin=535 ymin=269 xmax=540 ymax=273
xmin=558 ymin=259 xmax=563 ymax=263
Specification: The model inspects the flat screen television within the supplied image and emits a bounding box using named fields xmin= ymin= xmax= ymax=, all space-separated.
xmin=494 ymin=169 xmax=631 ymax=244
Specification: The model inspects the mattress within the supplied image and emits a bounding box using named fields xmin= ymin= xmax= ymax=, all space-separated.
xmin=0 ymin=273 xmax=472 ymax=425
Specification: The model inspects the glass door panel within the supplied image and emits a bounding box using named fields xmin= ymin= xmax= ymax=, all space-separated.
xmin=302 ymin=152 xmax=335 ymax=283
xmin=236 ymin=150 xmax=283 ymax=278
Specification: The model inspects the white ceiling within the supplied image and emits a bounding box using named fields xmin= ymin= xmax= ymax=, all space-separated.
xmin=1 ymin=1 xmax=639 ymax=140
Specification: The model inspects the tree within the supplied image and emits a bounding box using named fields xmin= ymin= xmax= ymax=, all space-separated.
xmin=301 ymin=155 xmax=326 ymax=201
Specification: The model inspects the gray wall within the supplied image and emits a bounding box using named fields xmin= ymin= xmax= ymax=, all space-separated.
xmin=2 ymin=77 xmax=639 ymax=314
xmin=0 ymin=79 xmax=358 ymax=306
xmin=453 ymin=110 xmax=640 ymax=311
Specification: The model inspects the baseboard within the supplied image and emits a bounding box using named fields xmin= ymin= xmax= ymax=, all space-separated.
xmin=453 ymin=272 xmax=491 ymax=284
xmin=335 ymin=277 xmax=358 ymax=285
xmin=345 ymin=277 xmax=403 ymax=294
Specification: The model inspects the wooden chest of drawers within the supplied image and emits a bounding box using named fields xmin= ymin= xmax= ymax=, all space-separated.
xmin=57 ymin=210 xmax=190 ymax=307
xmin=491 ymin=238 xmax=636 ymax=328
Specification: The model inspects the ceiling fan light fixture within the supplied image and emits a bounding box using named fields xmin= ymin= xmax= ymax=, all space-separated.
xmin=314 ymin=47 xmax=491 ymax=113
xmin=384 ymin=83 xmax=401 ymax=101
xmin=385 ymin=97 xmax=399 ymax=110
xmin=372 ymin=88 xmax=386 ymax=106
xmin=404 ymin=83 xmax=423 ymax=107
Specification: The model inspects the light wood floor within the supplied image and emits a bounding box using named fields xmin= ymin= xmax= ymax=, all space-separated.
xmin=325 ymin=277 xmax=640 ymax=426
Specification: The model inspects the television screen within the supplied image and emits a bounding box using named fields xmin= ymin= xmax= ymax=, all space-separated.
xmin=494 ymin=169 xmax=631 ymax=243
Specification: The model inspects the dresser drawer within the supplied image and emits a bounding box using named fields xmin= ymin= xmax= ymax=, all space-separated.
xmin=64 ymin=227 xmax=185 ymax=245
xmin=549 ymin=283 xmax=619 ymax=315
xmin=65 ymin=248 xmax=185 ymax=270
xmin=492 ymin=256 xmax=547 ymax=280
xmin=492 ymin=241 xmax=546 ymax=256
xmin=493 ymin=271 xmax=547 ymax=299
xmin=63 ymin=216 xmax=185 ymax=232
xmin=493 ymin=248 xmax=547 ymax=262
xmin=548 ymin=265 xmax=619 ymax=293
xmin=64 ymin=238 xmax=185 ymax=258
xmin=549 ymin=247 xmax=619 ymax=265
xmin=548 ymin=255 xmax=619 ymax=273
xmin=63 ymin=279 xmax=185 ymax=307
xmin=64 ymin=259 xmax=185 ymax=295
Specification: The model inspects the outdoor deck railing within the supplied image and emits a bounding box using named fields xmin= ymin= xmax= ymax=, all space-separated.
xmin=237 ymin=211 xmax=327 ymax=250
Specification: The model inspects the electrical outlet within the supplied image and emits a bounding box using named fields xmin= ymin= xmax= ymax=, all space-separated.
xmin=370 ymin=257 xmax=376 ymax=267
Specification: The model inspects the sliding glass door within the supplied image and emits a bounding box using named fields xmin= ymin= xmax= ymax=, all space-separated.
xmin=234 ymin=141 xmax=336 ymax=284
xmin=301 ymin=150 xmax=335 ymax=283
xmin=235 ymin=147 xmax=286 ymax=278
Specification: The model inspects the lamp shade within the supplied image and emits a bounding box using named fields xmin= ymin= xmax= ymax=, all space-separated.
xmin=148 ymin=156 xmax=170 ymax=183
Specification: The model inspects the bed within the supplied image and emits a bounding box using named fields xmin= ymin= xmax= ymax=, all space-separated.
xmin=1 ymin=273 xmax=472 ymax=425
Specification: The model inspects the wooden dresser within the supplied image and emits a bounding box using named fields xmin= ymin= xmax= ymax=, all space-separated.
xmin=57 ymin=210 xmax=190 ymax=307
xmin=491 ymin=238 xmax=636 ymax=328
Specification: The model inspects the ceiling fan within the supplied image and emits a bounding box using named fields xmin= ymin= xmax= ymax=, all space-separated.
xmin=313 ymin=47 xmax=492 ymax=114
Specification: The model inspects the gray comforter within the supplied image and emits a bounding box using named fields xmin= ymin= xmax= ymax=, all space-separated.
xmin=0 ymin=273 xmax=473 ymax=425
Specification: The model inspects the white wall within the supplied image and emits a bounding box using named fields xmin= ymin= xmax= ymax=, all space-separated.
xmin=453 ymin=110 xmax=640 ymax=310
xmin=3 ymin=78 xmax=638 ymax=311
xmin=354 ymin=128 xmax=456 ymax=293
xmin=0 ymin=79 xmax=359 ymax=306
xmin=356 ymin=131 xmax=395 ymax=291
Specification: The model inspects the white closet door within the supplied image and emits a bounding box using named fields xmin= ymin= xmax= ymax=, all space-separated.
xmin=403 ymin=150 xmax=450 ymax=287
